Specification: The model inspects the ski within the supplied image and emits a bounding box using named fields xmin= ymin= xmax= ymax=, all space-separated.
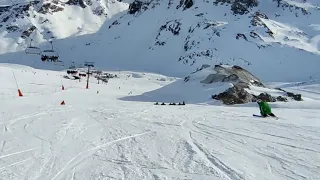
xmin=253 ymin=114 xmax=279 ymax=120
xmin=253 ymin=114 xmax=263 ymax=117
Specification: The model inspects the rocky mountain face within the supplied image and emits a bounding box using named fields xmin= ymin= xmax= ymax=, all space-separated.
xmin=0 ymin=0 xmax=113 ymax=40
xmin=0 ymin=0 xmax=319 ymax=83
xmin=184 ymin=64 xmax=303 ymax=105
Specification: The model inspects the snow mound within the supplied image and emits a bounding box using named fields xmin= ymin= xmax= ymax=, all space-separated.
xmin=119 ymin=78 xmax=233 ymax=104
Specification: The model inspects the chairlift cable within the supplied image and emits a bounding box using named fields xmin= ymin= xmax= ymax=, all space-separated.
xmin=8 ymin=0 xmax=59 ymax=51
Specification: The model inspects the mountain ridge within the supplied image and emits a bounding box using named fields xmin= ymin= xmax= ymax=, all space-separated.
xmin=0 ymin=0 xmax=319 ymax=82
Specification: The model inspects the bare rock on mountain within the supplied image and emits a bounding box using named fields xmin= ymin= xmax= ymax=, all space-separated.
xmin=128 ymin=1 xmax=148 ymax=14
xmin=38 ymin=3 xmax=64 ymax=14
xmin=250 ymin=11 xmax=268 ymax=27
xmin=21 ymin=26 xmax=37 ymax=39
xmin=254 ymin=93 xmax=276 ymax=102
xmin=200 ymin=65 xmax=303 ymax=105
xmin=287 ymin=92 xmax=303 ymax=101
xmin=275 ymin=0 xmax=309 ymax=15
xmin=93 ymin=6 xmax=106 ymax=16
xmin=276 ymin=96 xmax=288 ymax=102
xmin=0 ymin=2 xmax=39 ymax=23
xmin=213 ymin=89 xmax=291 ymax=105
xmin=6 ymin=25 xmax=20 ymax=32
xmin=176 ymin=0 xmax=194 ymax=10
xmin=201 ymin=65 xmax=265 ymax=87
xmin=212 ymin=85 xmax=254 ymax=105
xmin=276 ymin=88 xmax=303 ymax=101
xmin=66 ymin=0 xmax=87 ymax=8
xmin=214 ymin=0 xmax=259 ymax=15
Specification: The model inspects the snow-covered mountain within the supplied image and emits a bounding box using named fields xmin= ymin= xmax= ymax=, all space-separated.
xmin=0 ymin=0 xmax=320 ymax=82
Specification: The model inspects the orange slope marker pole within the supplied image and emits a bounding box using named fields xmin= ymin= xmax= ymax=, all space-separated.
xmin=60 ymin=75 xmax=64 ymax=90
xmin=12 ymin=69 xmax=23 ymax=97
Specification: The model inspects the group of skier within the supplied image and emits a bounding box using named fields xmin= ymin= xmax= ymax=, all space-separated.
xmin=154 ymin=99 xmax=275 ymax=118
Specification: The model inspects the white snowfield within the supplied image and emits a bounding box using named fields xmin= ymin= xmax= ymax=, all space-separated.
xmin=1 ymin=64 xmax=320 ymax=180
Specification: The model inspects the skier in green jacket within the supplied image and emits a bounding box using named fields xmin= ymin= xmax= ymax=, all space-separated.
xmin=257 ymin=99 xmax=276 ymax=117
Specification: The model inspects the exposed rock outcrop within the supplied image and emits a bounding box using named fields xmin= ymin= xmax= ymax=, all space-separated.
xmin=276 ymin=96 xmax=288 ymax=102
xmin=21 ymin=26 xmax=37 ymax=39
xmin=66 ymin=0 xmax=87 ymax=8
xmin=254 ymin=93 xmax=276 ymax=102
xmin=176 ymin=0 xmax=194 ymax=10
xmin=38 ymin=3 xmax=64 ymax=14
xmin=205 ymin=65 xmax=303 ymax=105
xmin=287 ymin=92 xmax=302 ymax=101
xmin=200 ymin=65 xmax=265 ymax=87
xmin=128 ymin=0 xmax=149 ymax=14
xmin=212 ymin=85 xmax=254 ymax=105
xmin=214 ymin=0 xmax=259 ymax=15
xmin=213 ymin=89 xmax=300 ymax=105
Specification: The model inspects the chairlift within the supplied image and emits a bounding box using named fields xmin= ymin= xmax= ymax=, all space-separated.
xmin=25 ymin=40 xmax=41 ymax=55
xmin=41 ymin=41 xmax=59 ymax=62
xmin=84 ymin=62 xmax=94 ymax=67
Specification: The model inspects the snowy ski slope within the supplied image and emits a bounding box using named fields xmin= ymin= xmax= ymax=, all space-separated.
xmin=1 ymin=64 xmax=320 ymax=180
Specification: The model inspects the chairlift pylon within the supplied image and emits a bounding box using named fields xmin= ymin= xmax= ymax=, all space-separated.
xmin=25 ymin=39 xmax=41 ymax=55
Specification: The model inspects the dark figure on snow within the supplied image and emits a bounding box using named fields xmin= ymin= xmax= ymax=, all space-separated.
xmin=41 ymin=55 xmax=48 ymax=61
xmin=178 ymin=101 xmax=185 ymax=105
xmin=257 ymin=99 xmax=276 ymax=117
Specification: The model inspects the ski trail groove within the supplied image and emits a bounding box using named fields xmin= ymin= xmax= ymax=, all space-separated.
xmin=71 ymin=167 xmax=76 ymax=180
xmin=0 ymin=147 xmax=39 ymax=159
xmin=24 ymin=116 xmax=43 ymax=131
xmin=181 ymin=118 xmax=237 ymax=179
xmin=196 ymin=123 xmax=320 ymax=153
xmin=51 ymin=131 xmax=151 ymax=180
xmin=192 ymin=140 xmax=245 ymax=180
xmin=0 ymin=153 xmax=48 ymax=171
xmin=0 ymin=141 xmax=6 ymax=153
xmin=2 ymin=108 xmax=75 ymax=131
xmin=0 ymin=157 xmax=33 ymax=171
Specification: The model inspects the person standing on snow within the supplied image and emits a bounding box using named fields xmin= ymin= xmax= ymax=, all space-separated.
xmin=257 ymin=99 xmax=276 ymax=117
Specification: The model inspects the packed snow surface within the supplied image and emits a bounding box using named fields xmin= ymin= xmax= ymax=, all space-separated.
xmin=0 ymin=64 xmax=320 ymax=180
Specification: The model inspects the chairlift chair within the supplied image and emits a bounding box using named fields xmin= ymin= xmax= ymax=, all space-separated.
xmin=25 ymin=40 xmax=41 ymax=55
xmin=84 ymin=62 xmax=94 ymax=67
xmin=41 ymin=50 xmax=59 ymax=61
xmin=41 ymin=41 xmax=59 ymax=62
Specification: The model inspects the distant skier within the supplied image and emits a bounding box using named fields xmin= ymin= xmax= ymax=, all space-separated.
xmin=257 ymin=99 xmax=276 ymax=117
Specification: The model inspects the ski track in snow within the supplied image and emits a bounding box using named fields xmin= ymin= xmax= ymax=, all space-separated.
xmin=0 ymin=65 xmax=319 ymax=179
xmin=51 ymin=131 xmax=151 ymax=180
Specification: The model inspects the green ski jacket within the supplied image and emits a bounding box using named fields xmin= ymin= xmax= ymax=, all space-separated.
xmin=259 ymin=101 xmax=272 ymax=115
